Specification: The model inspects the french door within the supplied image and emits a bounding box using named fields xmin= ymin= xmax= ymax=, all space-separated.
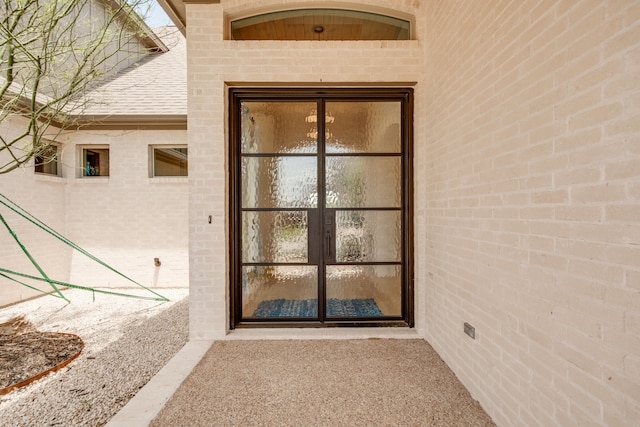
xmin=230 ymin=88 xmax=413 ymax=327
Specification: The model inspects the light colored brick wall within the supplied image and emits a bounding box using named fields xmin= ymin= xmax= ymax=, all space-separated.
xmin=424 ymin=1 xmax=640 ymax=426
xmin=64 ymin=129 xmax=189 ymax=294
xmin=186 ymin=0 xmax=638 ymax=423
xmin=0 ymin=124 xmax=189 ymax=307
xmin=186 ymin=0 xmax=427 ymax=339
xmin=0 ymin=117 xmax=71 ymax=306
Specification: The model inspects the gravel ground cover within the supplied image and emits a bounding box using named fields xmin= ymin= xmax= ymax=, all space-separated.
xmin=0 ymin=288 xmax=188 ymax=427
xmin=152 ymin=339 xmax=496 ymax=427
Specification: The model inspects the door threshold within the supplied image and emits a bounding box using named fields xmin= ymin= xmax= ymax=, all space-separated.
xmin=224 ymin=327 xmax=420 ymax=341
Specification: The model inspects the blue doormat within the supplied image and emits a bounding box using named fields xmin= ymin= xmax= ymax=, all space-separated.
xmin=253 ymin=298 xmax=383 ymax=318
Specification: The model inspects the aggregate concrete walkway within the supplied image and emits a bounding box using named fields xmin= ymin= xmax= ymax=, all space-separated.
xmin=112 ymin=339 xmax=495 ymax=426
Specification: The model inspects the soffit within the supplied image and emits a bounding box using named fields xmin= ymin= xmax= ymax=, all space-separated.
xmin=156 ymin=0 xmax=191 ymax=35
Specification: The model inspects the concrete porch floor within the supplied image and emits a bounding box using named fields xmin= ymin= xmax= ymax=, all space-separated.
xmin=107 ymin=332 xmax=495 ymax=426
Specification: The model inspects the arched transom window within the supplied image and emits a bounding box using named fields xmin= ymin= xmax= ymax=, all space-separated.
xmin=230 ymin=8 xmax=411 ymax=41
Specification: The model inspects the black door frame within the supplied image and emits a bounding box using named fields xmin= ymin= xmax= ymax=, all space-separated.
xmin=229 ymin=87 xmax=414 ymax=328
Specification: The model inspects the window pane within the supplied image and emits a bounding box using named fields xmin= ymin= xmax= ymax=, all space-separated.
xmin=242 ymin=211 xmax=308 ymax=263
xmin=35 ymin=145 xmax=59 ymax=176
xmin=242 ymin=156 xmax=317 ymax=208
xmin=241 ymin=101 xmax=317 ymax=154
xmin=325 ymin=102 xmax=401 ymax=153
xmin=335 ymin=210 xmax=401 ymax=263
xmin=326 ymin=265 xmax=401 ymax=317
xmin=242 ymin=266 xmax=318 ymax=318
xmin=154 ymin=147 xmax=188 ymax=176
xmin=82 ymin=148 xmax=109 ymax=177
xmin=325 ymin=156 xmax=401 ymax=208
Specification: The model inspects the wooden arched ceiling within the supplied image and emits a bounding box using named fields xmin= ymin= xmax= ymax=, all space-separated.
xmin=231 ymin=9 xmax=411 ymax=41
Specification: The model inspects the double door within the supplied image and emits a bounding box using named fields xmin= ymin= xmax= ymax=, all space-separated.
xmin=231 ymin=89 xmax=413 ymax=326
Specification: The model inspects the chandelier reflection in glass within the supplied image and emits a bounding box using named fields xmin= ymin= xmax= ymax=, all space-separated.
xmin=305 ymin=109 xmax=334 ymax=139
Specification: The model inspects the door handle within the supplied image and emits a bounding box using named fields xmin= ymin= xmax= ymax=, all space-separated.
xmin=323 ymin=209 xmax=335 ymax=262
xmin=325 ymin=230 xmax=332 ymax=258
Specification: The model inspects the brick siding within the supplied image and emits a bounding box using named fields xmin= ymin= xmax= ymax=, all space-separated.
xmin=424 ymin=1 xmax=640 ymax=425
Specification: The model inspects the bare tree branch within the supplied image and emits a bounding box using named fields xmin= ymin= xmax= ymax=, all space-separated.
xmin=0 ymin=0 xmax=158 ymax=173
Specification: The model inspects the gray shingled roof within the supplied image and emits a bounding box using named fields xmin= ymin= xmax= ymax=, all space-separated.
xmin=82 ymin=26 xmax=186 ymax=119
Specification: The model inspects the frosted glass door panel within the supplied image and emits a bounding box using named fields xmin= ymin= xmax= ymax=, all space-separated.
xmin=241 ymin=102 xmax=317 ymax=153
xmin=335 ymin=210 xmax=401 ymax=263
xmin=325 ymin=265 xmax=401 ymax=317
xmin=325 ymin=101 xmax=401 ymax=153
xmin=242 ymin=157 xmax=317 ymax=208
xmin=242 ymin=211 xmax=308 ymax=263
xmin=325 ymin=156 xmax=401 ymax=208
xmin=243 ymin=266 xmax=318 ymax=318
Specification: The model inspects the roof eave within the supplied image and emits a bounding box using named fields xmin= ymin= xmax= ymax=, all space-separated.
xmin=69 ymin=114 xmax=188 ymax=130
xmin=98 ymin=0 xmax=169 ymax=52
xmin=157 ymin=0 xmax=220 ymax=35
xmin=156 ymin=0 xmax=187 ymax=35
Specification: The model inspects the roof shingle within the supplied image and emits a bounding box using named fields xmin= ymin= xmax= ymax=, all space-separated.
xmin=83 ymin=26 xmax=186 ymax=119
